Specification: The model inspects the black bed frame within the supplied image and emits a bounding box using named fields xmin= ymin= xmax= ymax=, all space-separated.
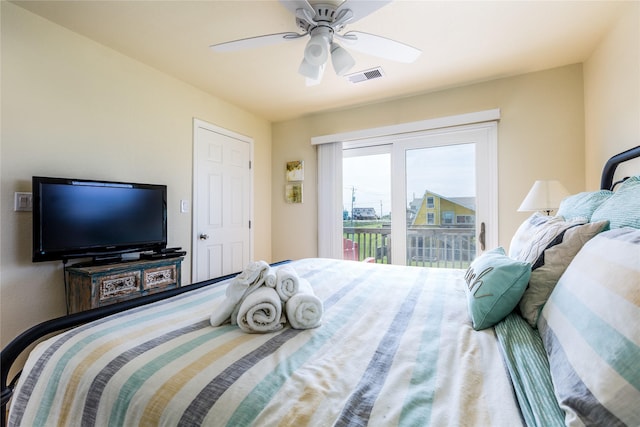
xmin=1 ymin=146 xmax=639 ymax=424
xmin=600 ymin=145 xmax=640 ymax=190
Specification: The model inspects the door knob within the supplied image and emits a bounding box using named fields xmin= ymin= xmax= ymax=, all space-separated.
xmin=199 ymin=233 xmax=209 ymax=240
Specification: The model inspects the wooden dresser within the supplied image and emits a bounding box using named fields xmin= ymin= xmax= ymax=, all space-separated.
xmin=65 ymin=257 xmax=183 ymax=314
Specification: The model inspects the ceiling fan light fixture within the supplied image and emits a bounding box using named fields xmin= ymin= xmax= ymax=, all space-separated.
xmin=330 ymin=42 xmax=355 ymax=76
xmin=305 ymin=64 xmax=325 ymax=87
xmin=303 ymin=27 xmax=331 ymax=66
xmin=298 ymin=58 xmax=322 ymax=80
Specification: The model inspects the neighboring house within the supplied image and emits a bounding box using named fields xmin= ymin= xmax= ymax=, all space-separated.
xmin=405 ymin=190 xmax=477 ymax=264
xmin=352 ymin=207 xmax=378 ymax=220
xmin=410 ymin=191 xmax=475 ymax=228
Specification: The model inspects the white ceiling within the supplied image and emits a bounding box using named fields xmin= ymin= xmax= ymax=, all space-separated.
xmin=12 ymin=0 xmax=631 ymax=122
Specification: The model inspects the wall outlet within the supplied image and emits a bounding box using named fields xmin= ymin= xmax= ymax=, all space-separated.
xmin=15 ymin=192 xmax=33 ymax=212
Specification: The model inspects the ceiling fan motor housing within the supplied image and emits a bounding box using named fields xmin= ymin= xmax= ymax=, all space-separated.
xmin=295 ymin=3 xmax=346 ymax=33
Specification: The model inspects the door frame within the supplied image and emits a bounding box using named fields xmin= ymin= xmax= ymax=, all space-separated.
xmin=192 ymin=118 xmax=254 ymax=279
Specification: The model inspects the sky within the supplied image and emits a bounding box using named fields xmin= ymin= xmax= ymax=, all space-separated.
xmin=343 ymin=143 xmax=475 ymax=217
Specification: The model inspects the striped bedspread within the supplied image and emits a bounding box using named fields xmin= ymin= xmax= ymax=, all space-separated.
xmin=9 ymin=258 xmax=524 ymax=426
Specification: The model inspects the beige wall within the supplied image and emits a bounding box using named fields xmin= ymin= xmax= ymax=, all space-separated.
xmin=0 ymin=2 xmax=272 ymax=348
xmin=584 ymin=2 xmax=640 ymax=187
xmin=272 ymin=65 xmax=586 ymax=262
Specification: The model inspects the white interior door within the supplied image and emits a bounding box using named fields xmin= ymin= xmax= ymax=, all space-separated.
xmin=193 ymin=119 xmax=252 ymax=281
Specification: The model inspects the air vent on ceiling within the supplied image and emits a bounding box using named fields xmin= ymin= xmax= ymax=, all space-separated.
xmin=345 ymin=67 xmax=385 ymax=84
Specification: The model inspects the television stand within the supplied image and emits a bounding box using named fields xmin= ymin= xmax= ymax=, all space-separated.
xmin=64 ymin=257 xmax=184 ymax=314
xmin=69 ymin=255 xmax=127 ymax=268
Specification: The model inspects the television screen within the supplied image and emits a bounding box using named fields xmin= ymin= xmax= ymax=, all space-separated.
xmin=33 ymin=176 xmax=167 ymax=262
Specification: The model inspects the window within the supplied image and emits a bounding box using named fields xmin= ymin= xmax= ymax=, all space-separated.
xmin=426 ymin=196 xmax=435 ymax=208
xmin=457 ymin=215 xmax=475 ymax=224
xmin=442 ymin=211 xmax=454 ymax=225
xmin=427 ymin=213 xmax=435 ymax=224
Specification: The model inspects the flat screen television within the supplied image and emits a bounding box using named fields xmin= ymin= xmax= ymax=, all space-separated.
xmin=32 ymin=176 xmax=167 ymax=263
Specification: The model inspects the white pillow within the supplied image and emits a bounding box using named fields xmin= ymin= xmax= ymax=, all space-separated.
xmin=509 ymin=212 xmax=585 ymax=262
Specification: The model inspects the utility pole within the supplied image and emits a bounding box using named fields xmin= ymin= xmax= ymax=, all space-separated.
xmin=351 ymin=186 xmax=355 ymax=225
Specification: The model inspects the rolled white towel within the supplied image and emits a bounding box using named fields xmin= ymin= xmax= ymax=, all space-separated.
xmin=232 ymin=260 xmax=270 ymax=298
xmin=264 ymin=266 xmax=277 ymax=288
xmin=210 ymin=260 xmax=270 ymax=327
xmin=210 ymin=298 xmax=239 ymax=327
xmin=285 ymin=278 xmax=323 ymax=330
xmin=236 ymin=287 xmax=285 ymax=333
xmin=275 ymin=264 xmax=300 ymax=302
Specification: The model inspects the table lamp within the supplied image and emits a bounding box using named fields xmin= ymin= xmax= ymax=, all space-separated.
xmin=518 ymin=180 xmax=570 ymax=215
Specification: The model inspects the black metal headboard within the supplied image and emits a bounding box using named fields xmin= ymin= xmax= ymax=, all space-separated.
xmin=600 ymin=145 xmax=640 ymax=190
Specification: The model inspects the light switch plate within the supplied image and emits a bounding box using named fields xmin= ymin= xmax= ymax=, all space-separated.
xmin=15 ymin=192 xmax=33 ymax=212
xmin=180 ymin=199 xmax=190 ymax=213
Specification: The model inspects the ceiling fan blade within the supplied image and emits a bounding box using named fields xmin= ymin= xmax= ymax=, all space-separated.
xmin=210 ymin=32 xmax=304 ymax=52
xmin=279 ymin=0 xmax=316 ymax=20
xmin=336 ymin=0 xmax=391 ymax=24
xmin=337 ymin=31 xmax=421 ymax=63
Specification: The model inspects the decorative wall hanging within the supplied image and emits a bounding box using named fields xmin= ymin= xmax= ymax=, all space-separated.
xmin=286 ymin=160 xmax=304 ymax=181
xmin=285 ymin=182 xmax=303 ymax=204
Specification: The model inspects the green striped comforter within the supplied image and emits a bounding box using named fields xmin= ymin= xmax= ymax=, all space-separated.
xmin=9 ymin=259 xmax=525 ymax=426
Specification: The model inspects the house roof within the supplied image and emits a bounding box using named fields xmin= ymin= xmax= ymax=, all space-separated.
xmin=447 ymin=197 xmax=475 ymax=212
xmin=418 ymin=191 xmax=476 ymax=212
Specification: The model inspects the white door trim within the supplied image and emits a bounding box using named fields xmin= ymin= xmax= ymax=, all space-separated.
xmin=192 ymin=118 xmax=254 ymax=278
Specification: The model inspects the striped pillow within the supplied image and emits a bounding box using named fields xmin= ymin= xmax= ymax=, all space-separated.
xmin=518 ymin=220 xmax=609 ymax=327
xmin=557 ymin=190 xmax=613 ymax=221
xmin=591 ymin=176 xmax=640 ymax=229
xmin=538 ymin=228 xmax=640 ymax=426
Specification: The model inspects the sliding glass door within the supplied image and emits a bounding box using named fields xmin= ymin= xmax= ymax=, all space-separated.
xmin=343 ymin=123 xmax=497 ymax=267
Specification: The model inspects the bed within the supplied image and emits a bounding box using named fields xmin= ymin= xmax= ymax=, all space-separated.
xmin=2 ymin=146 xmax=639 ymax=427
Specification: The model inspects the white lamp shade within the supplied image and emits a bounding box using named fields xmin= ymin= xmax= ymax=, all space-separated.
xmin=518 ymin=180 xmax=570 ymax=213
xmin=330 ymin=42 xmax=355 ymax=76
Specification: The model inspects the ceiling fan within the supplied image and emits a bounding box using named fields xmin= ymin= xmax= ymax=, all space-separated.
xmin=210 ymin=0 xmax=421 ymax=85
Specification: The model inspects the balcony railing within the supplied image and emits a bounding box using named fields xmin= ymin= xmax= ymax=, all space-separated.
xmin=343 ymin=225 xmax=476 ymax=269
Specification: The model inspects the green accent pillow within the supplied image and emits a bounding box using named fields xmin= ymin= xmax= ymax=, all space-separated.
xmin=591 ymin=175 xmax=640 ymax=229
xmin=464 ymin=247 xmax=531 ymax=330
xmin=557 ymin=190 xmax=613 ymax=221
